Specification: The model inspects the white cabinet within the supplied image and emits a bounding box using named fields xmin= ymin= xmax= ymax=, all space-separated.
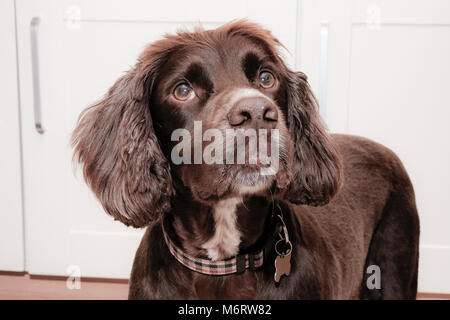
xmin=298 ymin=0 xmax=450 ymax=293
xmin=8 ymin=0 xmax=450 ymax=293
xmin=14 ymin=0 xmax=298 ymax=278
xmin=0 ymin=0 xmax=25 ymax=272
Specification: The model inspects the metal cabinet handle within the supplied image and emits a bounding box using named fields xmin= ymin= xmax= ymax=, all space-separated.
xmin=318 ymin=23 xmax=329 ymax=121
xmin=30 ymin=17 xmax=44 ymax=134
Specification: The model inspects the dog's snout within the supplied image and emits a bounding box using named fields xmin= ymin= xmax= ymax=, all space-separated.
xmin=227 ymin=97 xmax=278 ymax=129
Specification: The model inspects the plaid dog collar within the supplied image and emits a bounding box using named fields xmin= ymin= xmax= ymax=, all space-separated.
xmin=162 ymin=221 xmax=274 ymax=276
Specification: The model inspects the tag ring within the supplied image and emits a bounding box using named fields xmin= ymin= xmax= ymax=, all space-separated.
xmin=275 ymin=239 xmax=292 ymax=256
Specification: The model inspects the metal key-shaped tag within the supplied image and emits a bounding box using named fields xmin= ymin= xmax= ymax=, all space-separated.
xmin=274 ymin=249 xmax=291 ymax=284
xmin=274 ymin=214 xmax=293 ymax=284
xmin=274 ymin=238 xmax=292 ymax=284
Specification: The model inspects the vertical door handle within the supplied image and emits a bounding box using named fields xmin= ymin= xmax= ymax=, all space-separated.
xmin=30 ymin=17 xmax=44 ymax=134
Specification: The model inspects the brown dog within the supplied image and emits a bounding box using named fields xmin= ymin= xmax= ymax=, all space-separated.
xmin=72 ymin=20 xmax=419 ymax=299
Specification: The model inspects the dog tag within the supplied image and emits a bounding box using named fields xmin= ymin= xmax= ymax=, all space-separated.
xmin=274 ymin=214 xmax=292 ymax=284
xmin=274 ymin=250 xmax=291 ymax=283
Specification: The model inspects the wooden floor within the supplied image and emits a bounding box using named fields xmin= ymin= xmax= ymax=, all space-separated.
xmin=0 ymin=271 xmax=128 ymax=300
xmin=0 ymin=271 xmax=449 ymax=300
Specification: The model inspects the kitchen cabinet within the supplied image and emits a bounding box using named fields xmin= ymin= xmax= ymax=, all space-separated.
xmin=6 ymin=0 xmax=450 ymax=293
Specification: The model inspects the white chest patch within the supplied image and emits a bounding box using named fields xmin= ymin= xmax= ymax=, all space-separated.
xmin=201 ymin=197 xmax=242 ymax=260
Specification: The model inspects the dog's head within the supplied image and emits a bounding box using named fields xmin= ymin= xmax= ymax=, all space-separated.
xmin=72 ymin=20 xmax=342 ymax=227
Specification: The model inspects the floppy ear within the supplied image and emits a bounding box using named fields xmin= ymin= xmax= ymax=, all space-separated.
xmin=283 ymin=71 xmax=342 ymax=206
xmin=72 ymin=61 xmax=174 ymax=227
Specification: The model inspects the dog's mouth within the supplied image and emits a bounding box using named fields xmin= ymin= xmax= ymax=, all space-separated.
xmin=186 ymin=163 xmax=278 ymax=202
xmin=178 ymin=125 xmax=292 ymax=201
xmin=216 ymin=161 xmax=279 ymax=196
xmin=234 ymin=166 xmax=274 ymax=187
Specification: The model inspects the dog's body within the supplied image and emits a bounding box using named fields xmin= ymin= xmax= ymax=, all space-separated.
xmin=129 ymin=134 xmax=419 ymax=299
xmin=72 ymin=21 xmax=419 ymax=299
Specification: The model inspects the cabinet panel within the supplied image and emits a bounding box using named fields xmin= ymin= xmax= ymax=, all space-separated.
xmin=0 ymin=0 xmax=25 ymax=271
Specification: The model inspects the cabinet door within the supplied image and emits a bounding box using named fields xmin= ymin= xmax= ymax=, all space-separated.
xmin=0 ymin=0 xmax=25 ymax=272
xmin=298 ymin=0 xmax=450 ymax=293
xmin=16 ymin=0 xmax=297 ymax=278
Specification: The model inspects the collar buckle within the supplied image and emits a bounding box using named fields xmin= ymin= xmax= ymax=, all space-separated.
xmin=235 ymin=254 xmax=246 ymax=274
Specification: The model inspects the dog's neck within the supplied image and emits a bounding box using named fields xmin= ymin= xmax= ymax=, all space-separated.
xmin=201 ymin=197 xmax=242 ymax=260
xmin=163 ymin=191 xmax=274 ymax=260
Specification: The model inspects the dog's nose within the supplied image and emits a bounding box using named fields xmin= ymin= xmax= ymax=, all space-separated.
xmin=227 ymin=97 xmax=278 ymax=129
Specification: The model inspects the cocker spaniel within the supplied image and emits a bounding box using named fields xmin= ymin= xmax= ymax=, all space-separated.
xmin=72 ymin=20 xmax=419 ymax=299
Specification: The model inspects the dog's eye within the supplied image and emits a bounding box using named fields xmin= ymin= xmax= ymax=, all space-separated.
xmin=173 ymin=83 xmax=195 ymax=101
xmin=259 ymin=71 xmax=275 ymax=89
